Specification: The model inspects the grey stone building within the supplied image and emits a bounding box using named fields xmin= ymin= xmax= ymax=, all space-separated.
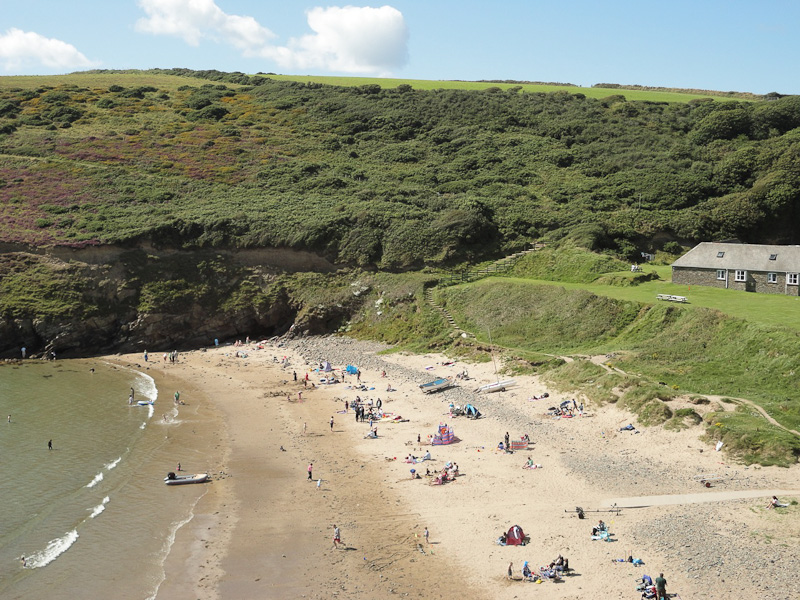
xmin=672 ymin=242 xmax=800 ymax=296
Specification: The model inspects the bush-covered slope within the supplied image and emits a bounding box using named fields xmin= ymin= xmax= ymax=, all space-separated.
xmin=1 ymin=70 xmax=800 ymax=267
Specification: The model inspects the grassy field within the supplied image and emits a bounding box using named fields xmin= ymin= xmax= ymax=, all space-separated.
xmin=499 ymin=267 xmax=800 ymax=332
xmin=264 ymin=74 xmax=740 ymax=102
xmin=0 ymin=71 xmax=740 ymax=103
xmin=0 ymin=73 xmax=229 ymax=92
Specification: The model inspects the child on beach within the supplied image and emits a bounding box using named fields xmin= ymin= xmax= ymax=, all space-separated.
xmin=333 ymin=524 xmax=341 ymax=549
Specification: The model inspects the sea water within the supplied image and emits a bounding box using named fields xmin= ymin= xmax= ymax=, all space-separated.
xmin=0 ymin=359 xmax=214 ymax=599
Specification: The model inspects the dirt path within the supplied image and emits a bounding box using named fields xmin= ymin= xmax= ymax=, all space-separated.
xmin=583 ymin=354 xmax=800 ymax=439
xmin=704 ymin=394 xmax=800 ymax=437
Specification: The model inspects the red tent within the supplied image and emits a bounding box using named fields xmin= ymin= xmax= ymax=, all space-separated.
xmin=506 ymin=525 xmax=526 ymax=546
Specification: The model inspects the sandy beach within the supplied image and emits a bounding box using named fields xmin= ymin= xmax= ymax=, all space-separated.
xmin=121 ymin=336 xmax=800 ymax=600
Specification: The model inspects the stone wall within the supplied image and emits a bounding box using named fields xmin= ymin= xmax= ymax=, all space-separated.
xmin=672 ymin=267 xmax=800 ymax=296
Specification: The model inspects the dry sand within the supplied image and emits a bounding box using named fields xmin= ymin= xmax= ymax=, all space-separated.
xmin=122 ymin=336 xmax=800 ymax=600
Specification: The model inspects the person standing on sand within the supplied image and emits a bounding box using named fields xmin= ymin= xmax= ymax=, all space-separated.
xmin=303 ymin=422 xmax=307 ymax=435
xmin=308 ymin=463 xmax=313 ymax=480
xmin=423 ymin=527 xmax=429 ymax=544
xmin=144 ymin=350 xmax=148 ymax=362
xmin=48 ymin=439 xmax=52 ymax=450
xmin=655 ymin=573 xmax=667 ymax=600
xmin=298 ymin=391 xmax=303 ymax=401
xmin=507 ymin=561 xmax=513 ymax=580
xmin=333 ymin=524 xmax=341 ymax=549
xmin=293 ymin=370 xmax=297 ymax=381
xmin=330 ymin=416 xmax=334 ymax=432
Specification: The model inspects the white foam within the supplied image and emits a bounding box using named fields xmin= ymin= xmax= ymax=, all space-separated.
xmin=145 ymin=490 xmax=207 ymax=600
xmin=147 ymin=403 xmax=155 ymax=419
xmin=26 ymin=529 xmax=79 ymax=568
xmin=89 ymin=496 xmax=110 ymax=519
xmin=86 ymin=472 xmax=104 ymax=488
xmin=103 ymin=361 xmax=158 ymax=403
xmin=140 ymin=422 xmax=146 ymax=430
xmin=105 ymin=457 xmax=122 ymax=470
xmin=136 ymin=371 xmax=158 ymax=404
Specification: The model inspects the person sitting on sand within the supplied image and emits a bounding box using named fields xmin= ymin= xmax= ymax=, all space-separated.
xmin=497 ymin=441 xmax=505 ymax=452
xmin=523 ymin=457 xmax=534 ymax=469
xmin=421 ymin=450 xmax=431 ymax=461
xmin=592 ymin=521 xmax=607 ymax=536
xmin=550 ymin=554 xmax=568 ymax=571
xmin=497 ymin=532 xmax=507 ymax=546
xmin=766 ymin=495 xmax=786 ymax=509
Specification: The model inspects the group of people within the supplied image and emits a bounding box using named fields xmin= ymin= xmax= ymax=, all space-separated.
xmin=431 ymin=462 xmax=459 ymax=485
xmin=509 ymin=555 xmax=568 ymax=582
xmin=352 ymin=397 xmax=384 ymax=423
xmin=405 ymin=451 xmax=432 ymax=463
xmin=638 ymin=573 xmax=668 ymax=600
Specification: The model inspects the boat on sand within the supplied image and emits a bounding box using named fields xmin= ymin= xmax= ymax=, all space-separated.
xmin=419 ymin=376 xmax=455 ymax=394
xmin=476 ymin=379 xmax=516 ymax=393
xmin=164 ymin=472 xmax=209 ymax=485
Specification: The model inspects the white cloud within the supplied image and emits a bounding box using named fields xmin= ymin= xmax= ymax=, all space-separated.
xmin=263 ymin=6 xmax=409 ymax=75
xmin=136 ymin=0 xmax=275 ymax=51
xmin=135 ymin=2 xmax=409 ymax=76
xmin=0 ymin=28 xmax=98 ymax=72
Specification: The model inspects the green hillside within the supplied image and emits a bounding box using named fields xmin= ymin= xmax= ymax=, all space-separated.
xmin=1 ymin=69 xmax=799 ymax=269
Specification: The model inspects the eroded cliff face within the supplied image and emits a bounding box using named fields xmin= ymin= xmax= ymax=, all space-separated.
xmin=0 ymin=246 xmax=354 ymax=358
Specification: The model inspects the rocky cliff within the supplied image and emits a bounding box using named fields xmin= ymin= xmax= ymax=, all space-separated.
xmin=0 ymin=245 xmax=357 ymax=358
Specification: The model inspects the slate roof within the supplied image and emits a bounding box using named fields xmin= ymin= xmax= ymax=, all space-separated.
xmin=672 ymin=242 xmax=800 ymax=272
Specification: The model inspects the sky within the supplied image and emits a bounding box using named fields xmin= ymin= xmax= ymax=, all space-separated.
xmin=0 ymin=1 xmax=798 ymax=94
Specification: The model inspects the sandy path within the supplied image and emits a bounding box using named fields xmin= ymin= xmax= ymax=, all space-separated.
xmin=604 ymin=489 xmax=800 ymax=508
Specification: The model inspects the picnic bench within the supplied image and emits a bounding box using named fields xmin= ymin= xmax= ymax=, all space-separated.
xmin=656 ymin=294 xmax=688 ymax=303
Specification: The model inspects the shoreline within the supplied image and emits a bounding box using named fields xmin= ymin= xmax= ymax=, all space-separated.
xmin=127 ymin=337 xmax=800 ymax=600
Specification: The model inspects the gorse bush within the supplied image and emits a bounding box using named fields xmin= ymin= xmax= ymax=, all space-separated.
xmin=1 ymin=70 xmax=800 ymax=264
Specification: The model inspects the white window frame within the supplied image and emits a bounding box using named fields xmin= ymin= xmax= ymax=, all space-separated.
xmin=716 ymin=270 xmax=726 ymax=280
xmin=788 ymin=273 xmax=799 ymax=286
xmin=767 ymin=272 xmax=778 ymax=284
xmin=734 ymin=270 xmax=746 ymax=282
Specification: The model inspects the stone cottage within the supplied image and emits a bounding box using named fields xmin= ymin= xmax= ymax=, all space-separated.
xmin=672 ymin=242 xmax=800 ymax=295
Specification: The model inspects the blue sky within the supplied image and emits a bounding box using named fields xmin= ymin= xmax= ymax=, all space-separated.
xmin=1 ymin=1 xmax=797 ymax=94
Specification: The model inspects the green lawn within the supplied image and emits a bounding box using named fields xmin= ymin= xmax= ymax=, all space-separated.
xmin=265 ymin=74 xmax=740 ymax=102
xmin=0 ymin=72 xmax=743 ymax=102
xmin=498 ymin=266 xmax=800 ymax=332
xmin=0 ymin=73 xmax=229 ymax=92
